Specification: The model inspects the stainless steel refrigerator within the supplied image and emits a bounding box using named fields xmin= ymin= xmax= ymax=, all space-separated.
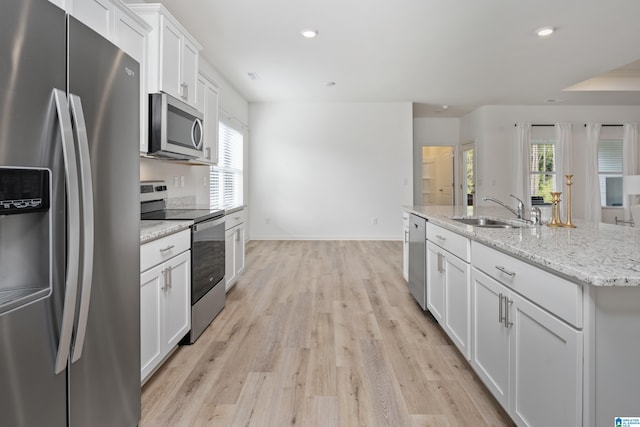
xmin=0 ymin=1 xmax=140 ymax=426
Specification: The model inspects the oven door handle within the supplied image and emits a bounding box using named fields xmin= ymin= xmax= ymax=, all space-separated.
xmin=193 ymin=216 xmax=225 ymax=232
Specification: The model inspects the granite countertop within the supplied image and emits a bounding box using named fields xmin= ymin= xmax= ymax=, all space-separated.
xmin=140 ymin=220 xmax=193 ymax=244
xmin=406 ymin=205 xmax=640 ymax=287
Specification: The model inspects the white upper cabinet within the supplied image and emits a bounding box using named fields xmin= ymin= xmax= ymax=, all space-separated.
xmin=195 ymin=74 xmax=219 ymax=165
xmin=129 ymin=3 xmax=202 ymax=108
xmin=71 ymin=0 xmax=113 ymax=39
xmin=49 ymin=0 xmax=150 ymax=153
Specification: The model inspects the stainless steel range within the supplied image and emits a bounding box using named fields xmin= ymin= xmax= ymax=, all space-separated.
xmin=141 ymin=181 xmax=225 ymax=343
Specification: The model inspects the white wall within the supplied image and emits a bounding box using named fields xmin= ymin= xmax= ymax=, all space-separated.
xmin=461 ymin=105 xmax=640 ymax=220
xmin=412 ymin=117 xmax=460 ymax=205
xmin=249 ymin=102 xmax=413 ymax=240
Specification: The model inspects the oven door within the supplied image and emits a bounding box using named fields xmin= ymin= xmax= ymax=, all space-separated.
xmin=191 ymin=216 xmax=225 ymax=304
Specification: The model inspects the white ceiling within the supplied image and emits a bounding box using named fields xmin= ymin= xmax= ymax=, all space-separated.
xmin=137 ymin=0 xmax=640 ymax=117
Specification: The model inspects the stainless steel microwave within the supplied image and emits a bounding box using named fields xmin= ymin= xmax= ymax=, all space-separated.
xmin=148 ymin=92 xmax=204 ymax=160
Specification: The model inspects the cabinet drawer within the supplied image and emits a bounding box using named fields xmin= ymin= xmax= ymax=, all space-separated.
xmin=427 ymin=222 xmax=470 ymax=262
xmin=225 ymin=208 xmax=246 ymax=230
xmin=471 ymin=241 xmax=582 ymax=328
xmin=141 ymin=229 xmax=190 ymax=272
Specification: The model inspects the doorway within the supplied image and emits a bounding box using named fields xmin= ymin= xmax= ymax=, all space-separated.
xmin=461 ymin=143 xmax=475 ymax=206
xmin=421 ymin=146 xmax=454 ymax=205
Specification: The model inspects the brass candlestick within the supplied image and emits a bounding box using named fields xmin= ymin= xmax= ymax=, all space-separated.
xmin=563 ymin=174 xmax=576 ymax=228
xmin=548 ymin=192 xmax=564 ymax=227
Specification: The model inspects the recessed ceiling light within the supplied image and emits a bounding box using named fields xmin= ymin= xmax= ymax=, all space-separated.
xmin=536 ymin=27 xmax=555 ymax=37
xmin=301 ymin=29 xmax=318 ymax=38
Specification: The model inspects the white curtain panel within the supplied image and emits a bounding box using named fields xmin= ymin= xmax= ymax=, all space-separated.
xmin=515 ymin=123 xmax=531 ymax=212
xmin=585 ymin=123 xmax=602 ymax=223
xmin=555 ymin=122 xmax=573 ymax=214
xmin=623 ymin=123 xmax=639 ymax=219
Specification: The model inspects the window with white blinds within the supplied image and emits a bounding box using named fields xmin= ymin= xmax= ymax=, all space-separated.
xmin=529 ymin=140 xmax=557 ymax=203
xmin=210 ymin=118 xmax=243 ymax=209
xmin=598 ymin=139 xmax=623 ymax=206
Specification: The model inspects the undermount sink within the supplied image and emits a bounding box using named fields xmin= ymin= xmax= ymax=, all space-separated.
xmin=451 ymin=217 xmax=522 ymax=228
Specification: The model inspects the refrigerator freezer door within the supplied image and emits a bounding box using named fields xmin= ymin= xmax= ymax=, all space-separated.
xmin=0 ymin=1 xmax=68 ymax=426
xmin=67 ymin=17 xmax=141 ymax=427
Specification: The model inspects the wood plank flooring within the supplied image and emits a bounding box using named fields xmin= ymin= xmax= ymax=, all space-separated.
xmin=141 ymin=240 xmax=514 ymax=426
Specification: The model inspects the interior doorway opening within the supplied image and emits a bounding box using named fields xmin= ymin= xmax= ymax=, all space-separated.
xmin=421 ymin=146 xmax=455 ymax=205
xmin=461 ymin=143 xmax=475 ymax=206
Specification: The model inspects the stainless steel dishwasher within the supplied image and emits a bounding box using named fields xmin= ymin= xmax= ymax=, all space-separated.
xmin=408 ymin=214 xmax=427 ymax=309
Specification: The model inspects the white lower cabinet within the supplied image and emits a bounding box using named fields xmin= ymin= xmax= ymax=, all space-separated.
xmin=471 ymin=267 xmax=582 ymax=427
xmin=140 ymin=231 xmax=191 ymax=383
xmin=426 ymin=223 xmax=471 ymax=359
xmin=225 ymin=209 xmax=246 ymax=292
xmin=402 ymin=212 xmax=409 ymax=281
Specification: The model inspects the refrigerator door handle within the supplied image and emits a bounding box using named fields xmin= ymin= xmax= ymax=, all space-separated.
xmin=52 ymin=89 xmax=81 ymax=374
xmin=69 ymin=94 xmax=95 ymax=363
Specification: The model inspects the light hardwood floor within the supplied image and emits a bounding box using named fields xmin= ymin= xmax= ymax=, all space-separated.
xmin=141 ymin=240 xmax=514 ymax=427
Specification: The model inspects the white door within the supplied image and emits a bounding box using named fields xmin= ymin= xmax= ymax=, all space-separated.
xmin=159 ymin=16 xmax=182 ymax=99
xmin=181 ymin=37 xmax=199 ymax=106
xmin=163 ymin=251 xmax=191 ymax=349
xmin=444 ymin=253 xmax=470 ymax=359
xmin=436 ymin=148 xmax=454 ymax=205
xmin=225 ymin=227 xmax=236 ymax=290
xmin=508 ymin=292 xmax=582 ymax=427
xmin=470 ymin=268 xmax=510 ymax=408
xmin=426 ymin=242 xmax=445 ymax=323
xmin=422 ymin=146 xmax=455 ymax=205
xmin=140 ymin=264 xmax=163 ymax=382
xmin=234 ymin=226 xmax=245 ymax=277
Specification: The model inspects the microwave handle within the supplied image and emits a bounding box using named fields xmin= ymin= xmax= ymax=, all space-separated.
xmin=192 ymin=118 xmax=203 ymax=150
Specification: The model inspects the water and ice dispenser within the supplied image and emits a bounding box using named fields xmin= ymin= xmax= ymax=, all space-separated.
xmin=0 ymin=167 xmax=51 ymax=315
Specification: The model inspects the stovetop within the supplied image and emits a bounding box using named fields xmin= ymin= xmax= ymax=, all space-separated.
xmin=141 ymin=207 xmax=224 ymax=223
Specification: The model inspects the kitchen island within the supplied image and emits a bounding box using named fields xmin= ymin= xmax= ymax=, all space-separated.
xmin=405 ymin=205 xmax=640 ymax=427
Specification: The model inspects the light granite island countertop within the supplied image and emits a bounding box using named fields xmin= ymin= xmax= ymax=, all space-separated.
xmin=406 ymin=205 xmax=640 ymax=287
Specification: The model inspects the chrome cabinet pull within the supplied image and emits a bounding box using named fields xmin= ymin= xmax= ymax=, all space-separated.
xmin=435 ymin=235 xmax=446 ymax=241
xmin=160 ymin=244 xmax=175 ymax=253
xmin=166 ymin=265 xmax=172 ymax=289
xmin=495 ymin=265 xmax=516 ymax=277
xmin=504 ymin=297 xmax=513 ymax=328
xmin=180 ymin=82 xmax=188 ymax=100
xmin=498 ymin=292 xmax=504 ymax=324
xmin=161 ymin=268 xmax=168 ymax=291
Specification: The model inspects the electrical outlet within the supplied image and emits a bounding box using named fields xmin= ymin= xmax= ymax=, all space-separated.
xmin=180 ymin=176 xmax=185 ymax=187
xmin=173 ymin=176 xmax=179 ymax=187
xmin=372 ymin=217 xmax=378 ymax=225
xmin=265 ymin=218 xmax=271 ymax=225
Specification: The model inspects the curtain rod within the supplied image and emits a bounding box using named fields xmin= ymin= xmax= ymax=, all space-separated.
xmin=513 ymin=123 xmax=625 ymax=127
xmin=513 ymin=124 xmax=554 ymax=127
xmin=583 ymin=124 xmax=623 ymax=127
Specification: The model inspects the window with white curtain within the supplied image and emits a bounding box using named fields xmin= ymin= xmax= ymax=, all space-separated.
xmin=210 ymin=117 xmax=243 ymax=209
xmin=529 ymin=139 xmax=557 ymax=203
xmin=598 ymin=139 xmax=623 ymax=206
